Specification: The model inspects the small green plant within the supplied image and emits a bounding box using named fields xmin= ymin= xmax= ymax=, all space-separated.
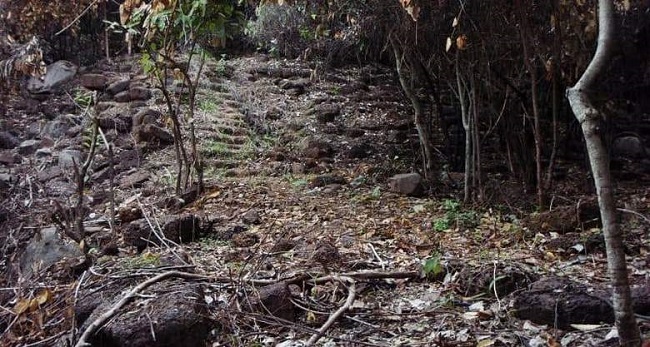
xmin=203 ymin=140 xmax=231 ymax=157
xmin=433 ymin=218 xmax=450 ymax=232
xmin=284 ymin=174 xmax=309 ymax=189
xmin=198 ymin=98 xmax=221 ymax=113
xmin=423 ymin=254 xmax=444 ymax=278
xmin=214 ymin=54 xmax=228 ymax=76
xmin=431 ymin=199 xmax=479 ymax=232
xmin=442 ymin=199 xmax=460 ymax=212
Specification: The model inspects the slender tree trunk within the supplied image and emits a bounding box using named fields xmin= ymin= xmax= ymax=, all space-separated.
xmin=456 ymin=51 xmax=472 ymax=203
xmin=518 ymin=1 xmax=544 ymax=208
xmin=566 ymin=0 xmax=640 ymax=345
xmin=390 ymin=36 xmax=436 ymax=180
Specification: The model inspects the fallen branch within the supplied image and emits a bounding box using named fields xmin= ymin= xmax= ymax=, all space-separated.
xmin=306 ymin=275 xmax=356 ymax=346
xmin=74 ymin=271 xmax=209 ymax=347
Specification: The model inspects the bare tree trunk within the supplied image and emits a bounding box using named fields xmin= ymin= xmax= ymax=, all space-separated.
xmin=566 ymin=0 xmax=640 ymax=345
xmin=456 ymin=51 xmax=472 ymax=203
xmin=390 ymin=36 xmax=436 ymax=180
xmin=518 ymin=0 xmax=544 ymax=208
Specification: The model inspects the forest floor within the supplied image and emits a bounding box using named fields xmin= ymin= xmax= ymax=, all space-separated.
xmin=1 ymin=53 xmax=650 ymax=346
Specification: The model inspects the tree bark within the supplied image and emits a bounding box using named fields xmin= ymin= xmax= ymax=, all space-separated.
xmin=566 ymin=0 xmax=640 ymax=345
xmin=389 ymin=36 xmax=436 ymax=181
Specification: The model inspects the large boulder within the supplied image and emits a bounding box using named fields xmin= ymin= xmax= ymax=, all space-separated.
xmin=19 ymin=226 xmax=84 ymax=280
xmin=79 ymin=282 xmax=210 ymax=347
xmin=612 ymin=136 xmax=647 ymax=159
xmin=27 ymin=60 xmax=78 ymax=94
xmin=388 ymin=173 xmax=423 ymax=196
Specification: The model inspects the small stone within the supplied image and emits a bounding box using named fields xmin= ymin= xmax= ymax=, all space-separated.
xmin=133 ymin=108 xmax=162 ymax=126
xmin=58 ymin=149 xmax=83 ymax=169
xmin=114 ymin=91 xmax=131 ymax=103
xmin=37 ymin=167 xmax=63 ymax=182
xmin=107 ymin=79 xmax=130 ymax=95
xmin=301 ymin=138 xmax=334 ymax=159
xmin=129 ymin=87 xmax=152 ymax=101
xmin=291 ymin=162 xmax=305 ymax=174
xmin=0 ymin=150 xmax=19 ymax=165
xmin=271 ymin=239 xmax=296 ymax=253
xmin=41 ymin=114 xmax=76 ymax=138
xmin=35 ymin=148 xmax=53 ymax=158
xmin=18 ymin=139 xmax=40 ymax=155
xmin=309 ymin=174 xmax=346 ymax=188
xmin=0 ymin=131 xmax=19 ymax=149
xmin=242 ymin=209 xmax=261 ymax=224
xmin=119 ymin=170 xmax=150 ymax=188
xmin=79 ymin=73 xmax=108 ymax=91
xmin=133 ymin=124 xmax=174 ymax=144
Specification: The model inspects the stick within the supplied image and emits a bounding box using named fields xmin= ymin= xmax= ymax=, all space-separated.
xmin=74 ymin=271 xmax=208 ymax=347
xmin=55 ymin=0 xmax=100 ymax=36
xmin=306 ymin=276 xmax=356 ymax=346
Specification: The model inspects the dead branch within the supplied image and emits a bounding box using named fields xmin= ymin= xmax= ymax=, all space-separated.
xmin=306 ymin=275 xmax=356 ymax=346
xmin=74 ymin=271 xmax=209 ymax=347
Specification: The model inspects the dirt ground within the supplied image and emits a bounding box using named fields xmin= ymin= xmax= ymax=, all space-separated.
xmin=1 ymin=53 xmax=649 ymax=346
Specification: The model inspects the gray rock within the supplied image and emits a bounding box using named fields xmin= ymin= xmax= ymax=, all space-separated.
xmin=0 ymin=150 xmax=20 ymax=165
xmin=129 ymin=87 xmax=152 ymax=101
xmin=119 ymin=170 xmax=150 ymax=188
xmin=35 ymin=147 xmax=53 ymax=158
xmin=106 ymin=79 xmax=131 ymax=95
xmin=388 ymin=173 xmax=423 ymax=196
xmin=58 ymin=149 xmax=83 ymax=169
xmin=0 ymin=131 xmax=19 ymax=149
xmin=133 ymin=108 xmax=163 ymax=127
xmin=79 ymin=73 xmax=108 ymax=91
xmin=242 ymin=209 xmax=261 ymax=224
xmin=41 ymin=114 xmax=76 ymax=139
xmin=613 ymin=136 xmax=646 ymax=159
xmin=37 ymin=166 xmax=63 ymax=182
xmin=19 ymin=226 xmax=84 ymax=280
xmin=18 ymin=139 xmax=40 ymax=155
xmin=278 ymin=78 xmax=310 ymax=90
xmin=134 ymin=124 xmax=174 ymax=144
xmin=244 ymin=282 xmax=295 ymax=322
xmin=114 ymin=90 xmax=131 ymax=103
xmin=27 ymin=60 xmax=78 ymax=93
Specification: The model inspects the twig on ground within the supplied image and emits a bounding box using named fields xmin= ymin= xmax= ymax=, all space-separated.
xmin=617 ymin=208 xmax=650 ymax=224
xmin=306 ymin=276 xmax=356 ymax=346
xmin=367 ymin=243 xmax=386 ymax=270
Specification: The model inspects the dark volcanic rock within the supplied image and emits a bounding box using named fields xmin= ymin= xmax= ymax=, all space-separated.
xmin=512 ymin=277 xmax=614 ymax=329
xmin=243 ymin=282 xmax=295 ymax=322
xmin=129 ymin=87 xmax=153 ymax=101
xmin=81 ymin=282 xmax=209 ymax=347
xmin=123 ymin=214 xmax=202 ymax=250
xmin=0 ymin=131 xmax=19 ymax=149
xmin=107 ymin=79 xmax=131 ymax=95
xmin=79 ymin=73 xmax=108 ymax=91
xmin=301 ymin=138 xmax=334 ymax=159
